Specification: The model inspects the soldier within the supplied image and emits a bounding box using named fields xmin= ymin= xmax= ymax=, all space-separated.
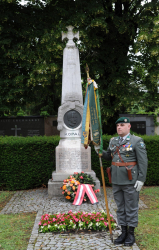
xmin=95 ymin=117 xmax=148 ymax=246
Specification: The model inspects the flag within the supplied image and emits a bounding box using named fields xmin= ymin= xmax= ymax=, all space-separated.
xmin=81 ymin=78 xmax=103 ymax=156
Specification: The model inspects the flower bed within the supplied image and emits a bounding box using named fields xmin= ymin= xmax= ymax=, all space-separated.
xmin=38 ymin=210 xmax=117 ymax=233
xmin=60 ymin=172 xmax=100 ymax=202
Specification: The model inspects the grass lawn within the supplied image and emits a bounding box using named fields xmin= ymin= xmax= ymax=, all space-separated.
xmin=136 ymin=186 xmax=159 ymax=250
xmin=0 ymin=191 xmax=15 ymax=212
xmin=0 ymin=191 xmax=36 ymax=250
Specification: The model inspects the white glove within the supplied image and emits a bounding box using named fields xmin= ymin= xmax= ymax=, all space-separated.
xmin=94 ymin=145 xmax=100 ymax=154
xmin=134 ymin=181 xmax=144 ymax=192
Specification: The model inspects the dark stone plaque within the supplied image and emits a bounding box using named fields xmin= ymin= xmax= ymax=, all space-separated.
xmin=0 ymin=116 xmax=44 ymax=137
xmin=131 ymin=121 xmax=146 ymax=135
xmin=0 ymin=130 xmax=5 ymax=136
xmin=64 ymin=110 xmax=81 ymax=129
xmin=27 ymin=130 xmax=40 ymax=136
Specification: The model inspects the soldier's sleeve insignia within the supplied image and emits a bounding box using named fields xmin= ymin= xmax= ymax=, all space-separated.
xmin=140 ymin=141 xmax=145 ymax=148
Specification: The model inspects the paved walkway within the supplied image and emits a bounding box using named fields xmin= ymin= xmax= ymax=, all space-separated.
xmin=1 ymin=188 xmax=147 ymax=250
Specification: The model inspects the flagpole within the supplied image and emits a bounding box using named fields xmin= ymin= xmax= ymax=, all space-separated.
xmin=99 ymin=155 xmax=113 ymax=242
xmin=85 ymin=64 xmax=113 ymax=242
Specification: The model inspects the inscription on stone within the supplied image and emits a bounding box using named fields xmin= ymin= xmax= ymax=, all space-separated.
xmin=27 ymin=130 xmax=40 ymax=136
xmin=58 ymin=149 xmax=88 ymax=172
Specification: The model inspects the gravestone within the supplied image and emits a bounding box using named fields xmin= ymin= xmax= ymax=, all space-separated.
xmin=0 ymin=116 xmax=59 ymax=137
xmin=0 ymin=116 xmax=44 ymax=136
xmin=48 ymin=26 xmax=100 ymax=197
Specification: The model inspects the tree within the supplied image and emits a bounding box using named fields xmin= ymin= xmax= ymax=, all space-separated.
xmin=0 ymin=0 xmax=158 ymax=134
xmin=130 ymin=1 xmax=159 ymax=113
xmin=0 ymin=0 xmax=64 ymax=116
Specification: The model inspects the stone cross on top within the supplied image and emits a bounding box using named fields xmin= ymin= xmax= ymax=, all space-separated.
xmin=62 ymin=26 xmax=79 ymax=47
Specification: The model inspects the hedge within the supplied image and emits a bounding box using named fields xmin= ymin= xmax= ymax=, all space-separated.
xmin=0 ymin=134 xmax=159 ymax=190
xmin=0 ymin=136 xmax=59 ymax=190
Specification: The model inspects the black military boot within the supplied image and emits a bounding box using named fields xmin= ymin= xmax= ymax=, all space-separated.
xmin=114 ymin=226 xmax=127 ymax=245
xmin=124 ymin=226 xmax=135 ymax=246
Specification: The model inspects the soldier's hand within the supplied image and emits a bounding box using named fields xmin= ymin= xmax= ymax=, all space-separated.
xmin=134 ymin=181 xmax=144 ymax=192
xmin=94 ymin=145 xmax=100 ymax=154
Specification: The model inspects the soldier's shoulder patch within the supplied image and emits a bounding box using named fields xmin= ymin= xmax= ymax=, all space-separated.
xmin=140 ymin=141 xmax=145 ymax=148
xmin=110 ymin=137 xmax=114 ymax=141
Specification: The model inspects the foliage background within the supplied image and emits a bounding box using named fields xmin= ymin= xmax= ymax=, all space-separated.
xmin=0 ymin=0 xmax=159 ymax=134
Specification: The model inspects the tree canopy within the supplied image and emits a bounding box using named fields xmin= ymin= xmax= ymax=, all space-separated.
xmin=0 ymin=0 xmax=158 ymax=133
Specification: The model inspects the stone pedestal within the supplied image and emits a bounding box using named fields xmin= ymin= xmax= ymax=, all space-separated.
xmin=48 ymin=139 xmax=101 ymax=198
xmin=55 ymin=139 xmax=91 ymax=174
xmin=48 ymin=177 xmax=101 ymax=198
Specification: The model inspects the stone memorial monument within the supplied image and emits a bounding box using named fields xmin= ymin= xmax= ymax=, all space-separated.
xmin=48 ymin=26 xmax=100 ymax=197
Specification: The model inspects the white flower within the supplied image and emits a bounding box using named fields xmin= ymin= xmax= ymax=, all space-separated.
xmin=100 ymin=210 xmax=105 ymax=214
xmin=73 ymin=224 xmax=76 ymax=229
xmin=88 ymin=222 xmax=93 ymax=228
xmin=48 ymin=225 xmax=51 ymax=228
xmin=96 ymin=222 xmax=99 ymax=226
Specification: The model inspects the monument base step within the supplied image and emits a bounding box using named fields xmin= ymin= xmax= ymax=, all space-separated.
xmin=48 ymin=177 xmax=101 ymax=198
xmin=52 ymin=170 xmax=97 ymax=181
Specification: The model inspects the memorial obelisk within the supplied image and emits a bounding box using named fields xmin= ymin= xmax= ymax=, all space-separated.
xmin=48 ymin=26 xmax=100 ymax=197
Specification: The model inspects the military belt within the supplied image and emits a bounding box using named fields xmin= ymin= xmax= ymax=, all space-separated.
xmin=112 ymin=161 xmax=137 ymax=167
xmin=111 ymin=161 xmax=137 ymax=180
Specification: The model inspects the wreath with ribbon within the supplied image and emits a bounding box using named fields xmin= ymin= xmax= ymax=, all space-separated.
xmin=60 ymin=172 xmax=100 ymax=202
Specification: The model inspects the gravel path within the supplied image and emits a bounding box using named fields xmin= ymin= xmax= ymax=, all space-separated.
xmin=1 ymin=187 xmax=147 ymax=250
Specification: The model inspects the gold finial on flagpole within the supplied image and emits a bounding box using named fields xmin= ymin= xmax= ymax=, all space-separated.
xmin=85 ymin=64 xmax=89 ymax=78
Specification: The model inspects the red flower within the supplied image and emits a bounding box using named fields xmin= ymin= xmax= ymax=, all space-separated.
xmin=81 ymin=171 xmax=84 ymax=173
xmin=79 ymin=176 xmax=83 ymax=179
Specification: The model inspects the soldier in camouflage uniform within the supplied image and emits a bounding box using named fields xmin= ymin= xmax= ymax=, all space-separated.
xmin=95 ymin=117 xmax=148 ymax=246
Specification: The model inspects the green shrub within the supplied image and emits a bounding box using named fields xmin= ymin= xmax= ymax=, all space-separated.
xmin=0 ymin=136 xmax=59 ymax=190
xmin=0 ymin=134 xmax=158 ymax=190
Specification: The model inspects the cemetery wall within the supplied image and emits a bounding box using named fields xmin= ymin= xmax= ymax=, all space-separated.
xmin=0 ymin=116 xmax=59 ymax=137
xmin=119 ymin=114 xmax=155 ymax=135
